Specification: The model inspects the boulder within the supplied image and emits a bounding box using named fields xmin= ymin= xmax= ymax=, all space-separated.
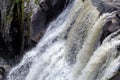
xmin=31 ymin=0 xmax=70 ymax=43
xmin=100 ymin=12 xmax=120 ymax=43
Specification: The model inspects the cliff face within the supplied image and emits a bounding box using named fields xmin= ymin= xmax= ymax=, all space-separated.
xmin=0 ymin=0 xmax=24 ymax=64
xmin=31 ymin=0 xmax=71 ymax=42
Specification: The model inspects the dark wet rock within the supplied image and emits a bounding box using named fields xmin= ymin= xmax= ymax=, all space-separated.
xmin=1 ymin=0 xmax=68 ymax=65
xmin=110 ymin=68 xmax=120 ymax=80
xmin=100 ymin=12 xmax=120 ymax=43
xmin=40 ymin=0 xmax=69 ymax=13
xmin=31 ymin=0 xmax=71 ymax=43
xmin=0 ymin=57 xmax=11 ymax=80
xmin=92 ymin=0 xmax=120 ymax=15
xmin=0 ymin=33 xmax=8 ymax=60
xmin=0 ymin=0 xmax=33 ymax=65
xmin=31 ymin=10 xmax=47 ymax=42
xmin=0 ymin=67 xmax=5 ymax=80
xmin=0 ymin=0 xmax=72 ymax=66
xmin=97 ymin=2 xmax=118 ymax=14
xmin=32 ymin=29 xmax=46 ymax=42
xmin=0 ymin=0 xmax=24 ymax=65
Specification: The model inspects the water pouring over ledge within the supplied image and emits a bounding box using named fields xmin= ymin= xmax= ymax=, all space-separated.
xmin=7 ymin=0 xmax=120 ymax=80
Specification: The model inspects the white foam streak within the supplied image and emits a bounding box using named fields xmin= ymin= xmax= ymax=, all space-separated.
xmin=25 ymin=41 xmax=66 ymax=80
xmin=79 ymin=40 xmax=120 ymax=80
xmin=71 ymin=13 xmax=111 ymax=80
xmin=101 ymin=56 xmax=120 ymax=80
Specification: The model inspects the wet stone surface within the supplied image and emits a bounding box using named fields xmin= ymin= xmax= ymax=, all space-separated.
xmin=0 ymin=58 xmax=11 ymax=80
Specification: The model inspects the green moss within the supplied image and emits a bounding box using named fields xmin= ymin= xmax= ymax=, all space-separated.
xmin=35 ymin=0 xmax=39 ymax=4
xmin=35 ymin=0 xmax=41 ymax=5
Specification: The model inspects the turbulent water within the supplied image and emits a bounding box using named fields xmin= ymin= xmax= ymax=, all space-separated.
xmin=8 ymin=0 xmax=120 ymax=80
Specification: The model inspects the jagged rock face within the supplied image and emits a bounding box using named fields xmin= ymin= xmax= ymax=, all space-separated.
xmin=92 ymin=0 xmax=120 ymax=42
xmin=0 ymin=0 xmax=13 ymax=61
xmin=92 ymin=0 xmax=120 ymax=14
xmin=31 ymin=0 xmax=71 ymax=42
xmin=0 ymin=0 xmax=28 ymax=64
xmin=100 ymin=12 xmax=120 ymax=43
xmin=0 ymin=57 xmax=11 ymax=80
xmin=0 ymin=0 xmax=72 ymax=65
xmin=0 ymin=0 xmax=12 ymax=43
xmin=31 ymin=10 xmax=47 ymax=42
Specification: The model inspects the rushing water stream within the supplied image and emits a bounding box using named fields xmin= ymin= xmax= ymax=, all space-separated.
xmin=7 ymin=0 xmax=120 ymax=80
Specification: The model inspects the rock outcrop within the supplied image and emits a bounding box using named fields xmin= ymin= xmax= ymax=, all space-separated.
xmin=100 ymin=12 xmax=120 ymax=43
xmin=0 ymin=0 xmax=71 ymax=65
xmin=31 ymin=0 xmax=71 ymax=43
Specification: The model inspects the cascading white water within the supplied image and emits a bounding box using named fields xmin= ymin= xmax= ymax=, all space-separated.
xmin=8 ymin=2 xmax=74 ymax=80
xmin=8 ymin=0 xmax=120 ymax=80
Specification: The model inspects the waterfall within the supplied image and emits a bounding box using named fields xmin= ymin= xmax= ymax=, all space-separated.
xmin=8 ymin=0 xmax=120 ymax=80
